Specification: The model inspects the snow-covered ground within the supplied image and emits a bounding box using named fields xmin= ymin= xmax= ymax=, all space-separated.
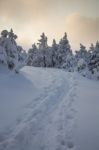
xmin=0 ymin=66 xmax=99 ymax=150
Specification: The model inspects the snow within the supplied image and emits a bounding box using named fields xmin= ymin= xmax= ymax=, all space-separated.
xmin=74 ymin=75 xmax=99 ymax=150
xmin=0 ymin=66 xmax=99 ymax=150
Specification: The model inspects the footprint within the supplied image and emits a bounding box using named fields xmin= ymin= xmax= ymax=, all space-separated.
xmin=70 ymin=108 xmax=77 ymax=113
xmin=70 ymin=92 xmax=76 ymax=98
xmin=67 ymin=141 xmax=74 ymax=149
xmin=61 ymin=140 xmax=66 ymax=146
xmin=66 ymin=114 xmax=74 ymax=120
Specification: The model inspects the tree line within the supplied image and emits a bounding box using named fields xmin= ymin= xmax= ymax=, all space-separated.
xmin=0 ymin=29 xmax=99 ymax=79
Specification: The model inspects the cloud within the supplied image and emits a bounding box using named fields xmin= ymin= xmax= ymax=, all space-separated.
xmin=0 ymin=0 xmax=70 ymax=22
xmin=0 ymin=0 xmax=70 ymax=49
xmin=0 ymin=0 xmax=99 ymax=50
xmin=66 ymin=13 xmax=99 ymax=49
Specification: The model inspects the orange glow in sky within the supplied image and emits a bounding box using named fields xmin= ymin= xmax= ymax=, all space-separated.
xmin=0 ymin=0 xmax=99 ymax=50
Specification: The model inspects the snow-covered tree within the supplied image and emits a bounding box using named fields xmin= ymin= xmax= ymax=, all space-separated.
xmin=0 ymin=29 xmax=26 ymax=73
xmin=63 ymin=53 xmax=76 ymax=72
xmin=1 ymin=28 xmax=98 ymax=78
xmin=75 ymin=44 xmax=90 ymax=72
xmin=27 ymin=43 xmax=39 ymax=66
xmin=88 ymin=41 xmax=99 ymax=78
xmin=17 ymin=46 xmax=27 ymax=63
xmin=77 ymin=58 xmax=87 ymax=72
xmin=0 ymin=30 xmax=8 ymax=65
xmin=57 ymin=33 xmax=72 ymax=68
xmin=89 ymin=43 xmax=95 ymax=54
xmin=0 ymin=46 xmax=7 ymax=64
xmin=0 ymin=29 xmax=18 ymax=70
xmin=75 ymin=44 xmax=89 ymax=63
xmin=50 ymin=39 xmax=59 ymax=67
xmin=1 ymin=30 xmax=8 ymax=37
xmin=37 ymin=33 xmax=48 ymax=67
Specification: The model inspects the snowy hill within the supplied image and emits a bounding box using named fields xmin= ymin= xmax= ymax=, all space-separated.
xmin=0 ymin=66 xmax=99 ymax=150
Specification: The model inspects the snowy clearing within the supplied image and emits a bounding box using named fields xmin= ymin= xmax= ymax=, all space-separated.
xmin=0 ymin=66 xmax=99 ymax=150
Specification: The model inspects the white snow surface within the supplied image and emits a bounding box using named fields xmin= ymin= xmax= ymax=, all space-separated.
xmin=0 ymin=66 xmax=99 ymax=150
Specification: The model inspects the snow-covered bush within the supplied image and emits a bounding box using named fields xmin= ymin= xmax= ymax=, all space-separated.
xmin=77 ymin=58 xmax=86 ymax=72
xmin=62 ymin=53 xmax=76 ymax=72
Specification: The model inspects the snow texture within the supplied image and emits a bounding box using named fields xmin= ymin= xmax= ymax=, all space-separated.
xmin=0 ymin=66 xmax=99 ymax=150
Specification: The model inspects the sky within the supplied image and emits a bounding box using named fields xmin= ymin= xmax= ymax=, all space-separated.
xmin=0 ymin=0 xmax=99 ymax=50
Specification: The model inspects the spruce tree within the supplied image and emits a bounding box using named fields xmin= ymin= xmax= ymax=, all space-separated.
xmin=51 ymin=39 xmax=59 ymax=67
xmin=37 ymin=33 xmax=48 ymax=67
xmin=57 ymin=33 xmax=72 ymax=68
xmin=88 ymin=41 xmax=99 ymax=78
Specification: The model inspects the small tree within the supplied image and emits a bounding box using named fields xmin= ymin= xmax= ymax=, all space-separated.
xmin=37 ymin=33 xmax=48 ymax=67
xmin=57 ymin=33 xmax=72 ymax=68
xmin=27 ymin=43 xmax=39 ymax=66
xmin=50 ymin=39 xmax=59 ymax=67
xmin=75 ymin=44 xmax=89 ymax=63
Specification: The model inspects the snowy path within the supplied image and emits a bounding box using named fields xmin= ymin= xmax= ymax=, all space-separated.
xmin=1 ymin=67 xmax=99 ymax=150
xmin=0 ymin=67 xmax=78 ymax=150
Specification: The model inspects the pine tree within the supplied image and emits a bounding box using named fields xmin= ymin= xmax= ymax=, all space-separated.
xmin=75 ymin=44 xmax=90 ymax=72
xmin=37 ymin=33 xmax=48 ymax=67
xmin=89 ymin=43 xmax=95 ymax=54
xmin=4 ymin=29 xmax=18 ymax=70
xmin=0 ymin=29 xmax=25 ymax=73
xmin=0 ymin=46 xmax=7 ymax=64
xmin=27 ymin=43 xmax=39 ymax=66
xmin=0 ymin=30 xmax=8 ymax=65
xmin=63 ymin=53 xmax=76 ymax=71
xmin=51 ymin=39 xmax=59 ymax=67
xmin=88 ymin=41 xmax=99 ymax=78
xmin=57 ymin=33 xmax=72 ymax=68
xmin=17 ymin=46 xmax=27 ymax=63
xmin=75 ymin=44 xmax=89 ymax=62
